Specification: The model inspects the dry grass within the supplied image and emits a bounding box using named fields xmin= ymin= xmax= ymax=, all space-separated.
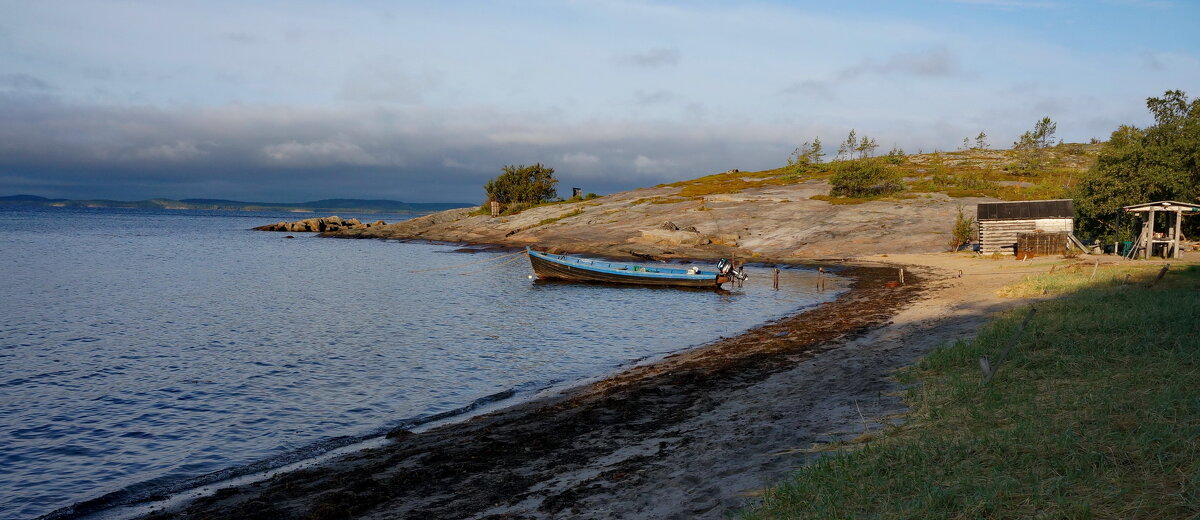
xmin=654 ymin=144 xmax=1100 ymax=205
xmin=996 ymin=262 xmax=1172 ymax=298
xmin=534 ymin=208 xmax=583 ymax=227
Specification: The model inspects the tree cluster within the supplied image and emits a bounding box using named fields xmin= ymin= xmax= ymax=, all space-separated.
xmin=1009 ymin=117 xmax=1057 ymax=176
xmin=1074 ymin=90 xmax=1200 ymax=239
xmin=836 ymin=130 xmax=880 ymax=160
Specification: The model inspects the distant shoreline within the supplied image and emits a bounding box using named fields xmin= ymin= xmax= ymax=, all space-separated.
xmin=0 ymin=195 xmax=473 ymax=215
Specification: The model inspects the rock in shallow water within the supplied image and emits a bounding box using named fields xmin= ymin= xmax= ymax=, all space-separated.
xmin=254 ymin=216 xmax=386 ymax=232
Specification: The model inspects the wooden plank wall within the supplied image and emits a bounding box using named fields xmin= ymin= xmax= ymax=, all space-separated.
xmin=1017 ymin=232 xmax=1068 ymax=258
xmin=980 ymin=219 xmax=1036 ymax=253
xmin=980 ymin=218 xmax=1075 ymax=254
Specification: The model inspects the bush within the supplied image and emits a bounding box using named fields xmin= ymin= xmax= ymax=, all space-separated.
xmin=949 ymin=206 xmax=976 ymax=251
xmin=484 ymin=163 xmax=558 ymax=207
xmin=828 ymin=159 xmax=904 ymax=197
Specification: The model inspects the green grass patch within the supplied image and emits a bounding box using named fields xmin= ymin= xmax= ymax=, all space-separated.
xmin=534 ymin=208 xmax=583 ymax=227
xmin=743 ymin=264 xmax=1200 ymax=520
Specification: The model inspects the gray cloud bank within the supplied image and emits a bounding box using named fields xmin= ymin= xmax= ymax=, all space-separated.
xmin=0 ymin=91 xmax=795 ymax=203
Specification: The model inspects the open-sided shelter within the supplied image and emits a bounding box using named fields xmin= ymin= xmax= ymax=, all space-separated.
xmin=1122 ymin=201 xmax=1200 ymax=259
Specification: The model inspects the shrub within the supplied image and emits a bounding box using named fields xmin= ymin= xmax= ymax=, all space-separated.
xmin=949 ymin=206 xmax=976 ymax=251
xmin=828 ymin=159 xmax=904 ymax=197
xmin=484 ymin=163 xmax=558 ymax=207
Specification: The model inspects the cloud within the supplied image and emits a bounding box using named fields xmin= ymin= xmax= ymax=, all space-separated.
xmin=134 ymin=140 xmax=206 ymax=162
xmin=779 ymin=80 xmax=836 ymax=101
xmin=561 ymin=152 xmax=600 ymax=166
xmin=261 ymin=140 xmax=384 ymax=166
xmin=0 ymin=97 xmax=805 ymax=202
xmin=839 ymin=47 xmax=960 ymax=80
xmin=616 ymin=47 xmax=681 ymax=67
xmin=340 ymin=56 xmax=440 ymax=104
xmin=0 ymin=73 xmax=54 ymax=91
xmin=634 ymin=90 xmax=675 ymax=105
xmin=633 ymin=154 xmax=677 ymax=173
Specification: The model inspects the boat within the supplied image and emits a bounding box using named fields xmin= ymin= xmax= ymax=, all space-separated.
xmin=526 ymin=248 xmax=746 ymax=288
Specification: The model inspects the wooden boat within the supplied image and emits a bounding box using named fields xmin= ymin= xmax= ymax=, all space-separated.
xmin=526 ymin=248 xmax=745 ymax=288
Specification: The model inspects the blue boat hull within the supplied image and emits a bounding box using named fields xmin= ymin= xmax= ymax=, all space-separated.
xmin=527 ymin=249 xmax=728 ymax=288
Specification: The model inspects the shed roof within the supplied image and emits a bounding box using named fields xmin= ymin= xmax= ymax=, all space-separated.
xmin=977 ymin=199 xmax=1074 ymax=221
xmin=1121 ymin=200 xmax=1200 ymax=213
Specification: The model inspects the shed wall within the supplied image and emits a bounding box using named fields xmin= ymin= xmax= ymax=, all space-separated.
xmin=979 ymin=218 xmax=1074 ymax=254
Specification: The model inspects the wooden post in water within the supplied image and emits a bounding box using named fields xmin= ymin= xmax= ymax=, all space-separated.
xmin=773 ymin=267 xmax=780 ymax=290
xmin=817 ymin=267 xmax=825 ymax=291
xmin=898 ymin=268 xmax=905 ymax=285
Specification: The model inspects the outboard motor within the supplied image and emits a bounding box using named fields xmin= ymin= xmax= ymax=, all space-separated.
xmin=716 ymin=258 xmax=731 ymax=276
xmin=716 ymin=259 xmax=748 ymax=286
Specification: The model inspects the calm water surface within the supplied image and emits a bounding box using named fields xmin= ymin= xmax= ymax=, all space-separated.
xmin=0 ymin=206 xmax=839 ymax=520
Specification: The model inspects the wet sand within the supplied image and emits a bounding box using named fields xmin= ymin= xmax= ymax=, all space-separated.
xmin=126 ymin=252 xmax=1045 ymax=520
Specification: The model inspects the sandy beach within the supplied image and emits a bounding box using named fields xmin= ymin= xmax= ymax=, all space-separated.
xmin=131 ymin=251 xmax=1068 ymax=520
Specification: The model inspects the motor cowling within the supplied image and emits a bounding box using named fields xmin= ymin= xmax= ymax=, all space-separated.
xmin=716 ymin=259 xmax=748 ymax=283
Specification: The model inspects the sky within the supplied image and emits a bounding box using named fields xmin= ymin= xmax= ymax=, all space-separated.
xmin=1 ymin=0 xmax=1197 ymax=203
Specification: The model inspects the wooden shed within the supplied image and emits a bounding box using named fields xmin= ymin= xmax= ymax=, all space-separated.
xmin=978 ymin=199 xmax=1074 ymax=255
xmin=1122 ymin=201 xmax=1200 ymax=259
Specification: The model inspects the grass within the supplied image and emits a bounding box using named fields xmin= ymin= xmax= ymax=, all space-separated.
xmin=997 ymin=263 xmax=1175 ymax=298
xmin=534 ymin=208 xmax=583 ymax=227
xmin=645 ymin=143 xmax=1101 ymax=205
xmin=742 ymin=263 xmax=1200 ymax=520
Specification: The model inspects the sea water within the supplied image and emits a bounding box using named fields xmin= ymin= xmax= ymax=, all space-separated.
xmin=0 ymin=206 xmax=838 ymax=519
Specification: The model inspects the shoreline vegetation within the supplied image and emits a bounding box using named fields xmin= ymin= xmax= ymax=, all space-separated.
xmin=745 ymin=263 xmax=1200 ymax=519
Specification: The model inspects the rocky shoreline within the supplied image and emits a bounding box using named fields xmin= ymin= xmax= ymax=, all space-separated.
xmin=255 ymin=216 xmax=387 ymax=233
xmin=317 ymin=179 xmax=996 ymax=261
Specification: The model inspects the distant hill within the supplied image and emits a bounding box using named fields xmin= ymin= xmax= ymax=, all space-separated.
xmin=0 ymin=195 xmax=473 ymax=214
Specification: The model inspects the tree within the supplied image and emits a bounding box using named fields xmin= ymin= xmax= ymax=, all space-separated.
xmin=1074 ymin=90 xmax=1200 ymax=239
xmin=788 ymin=137 xmax=824 ymax=167
xmin=975 ymin=131 xmax=989 ymax=149
xmin=837 ymin=130 xmax=857 ymax=161
xmin=1032 ymin=117 xmax=1057 ymax=148
xmin=484 ymin=163 xmax=559 ymax=207
xmin=1010 ymin=117 xmax=1058 ymax=176
xmin=856 ymin=135 xmax=879 ymax=158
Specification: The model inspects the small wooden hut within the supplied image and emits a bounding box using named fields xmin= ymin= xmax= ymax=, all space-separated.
xmin=977 ymin=199 xmax=1075 ymax=255
xmin=1122 ymin=201 xmax=1200 ymax=259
